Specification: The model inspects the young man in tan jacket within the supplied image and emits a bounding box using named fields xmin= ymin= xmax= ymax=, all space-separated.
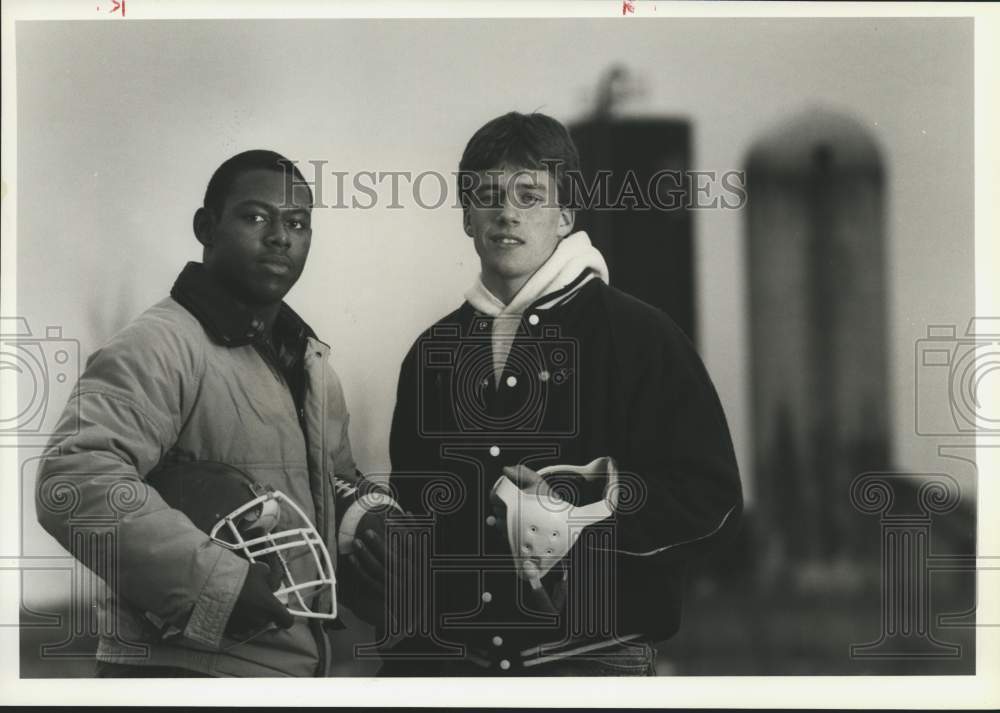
xmin=35 ymin=150 xmax=397 ymax=677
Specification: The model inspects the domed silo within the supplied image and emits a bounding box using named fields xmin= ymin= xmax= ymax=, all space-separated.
xmin=745 ymin=107 xmax=891 ymax=566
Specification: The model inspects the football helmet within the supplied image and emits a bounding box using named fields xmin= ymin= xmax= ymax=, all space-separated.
xmin=146 ymin=460 xmax=337 ymax=620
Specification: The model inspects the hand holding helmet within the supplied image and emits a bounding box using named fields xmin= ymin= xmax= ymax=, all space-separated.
xmin=224 ymin=561 xmax=295 ymax=639
xmin=144 ymin=460 xmax=339 ymax=644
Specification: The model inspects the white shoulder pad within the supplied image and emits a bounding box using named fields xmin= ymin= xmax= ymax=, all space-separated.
xmin=490 ymin=457 xmax=618 ymax=580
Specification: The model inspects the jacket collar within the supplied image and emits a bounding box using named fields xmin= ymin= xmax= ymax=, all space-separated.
xmin=463 ymin=230 xmax=609 ymax=318
xmin=170 ymin=261 xmax=315 ymax=348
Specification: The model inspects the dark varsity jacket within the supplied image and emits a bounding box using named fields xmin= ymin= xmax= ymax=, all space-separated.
xmin=385 ymin=274 xmax=743 ymax=673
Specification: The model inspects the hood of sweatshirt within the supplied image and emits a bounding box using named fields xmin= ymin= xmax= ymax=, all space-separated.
xmin=464 ymin=230 xmax=610 ymax=381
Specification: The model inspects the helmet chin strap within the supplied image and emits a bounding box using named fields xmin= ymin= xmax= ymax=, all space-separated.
xmin=490 ymin=456 xmax=619 ymax=581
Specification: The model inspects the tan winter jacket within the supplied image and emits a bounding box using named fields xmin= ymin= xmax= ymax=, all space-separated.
xmin=35 ymin=263 xmax=355 ymax=677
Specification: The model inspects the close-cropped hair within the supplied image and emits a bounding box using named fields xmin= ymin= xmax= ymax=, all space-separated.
xmin=458 ymin=112 xmax=581 ymax=209
xmin=203 ymin=149 xmax=313 ymax=217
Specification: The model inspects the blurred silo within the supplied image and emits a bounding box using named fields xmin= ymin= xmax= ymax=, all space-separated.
xmin=744 ymin=108 xmax=892 ymax=567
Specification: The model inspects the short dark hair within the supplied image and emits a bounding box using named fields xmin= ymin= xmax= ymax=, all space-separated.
xmin=458 ymin=112 xmax=580 ymax=209
xmin=202 ymin=149 xmax=312 ymax=217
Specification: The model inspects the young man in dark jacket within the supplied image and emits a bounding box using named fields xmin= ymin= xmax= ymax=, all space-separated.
xmin=381 ymin=112 xmax=743 ymax=676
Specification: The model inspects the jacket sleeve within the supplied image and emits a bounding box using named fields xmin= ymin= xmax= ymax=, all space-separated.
xmin=607 ymin=315 xmax=743 ymax=560
xmin=34 ymin=314 xmax=249 ymax=650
